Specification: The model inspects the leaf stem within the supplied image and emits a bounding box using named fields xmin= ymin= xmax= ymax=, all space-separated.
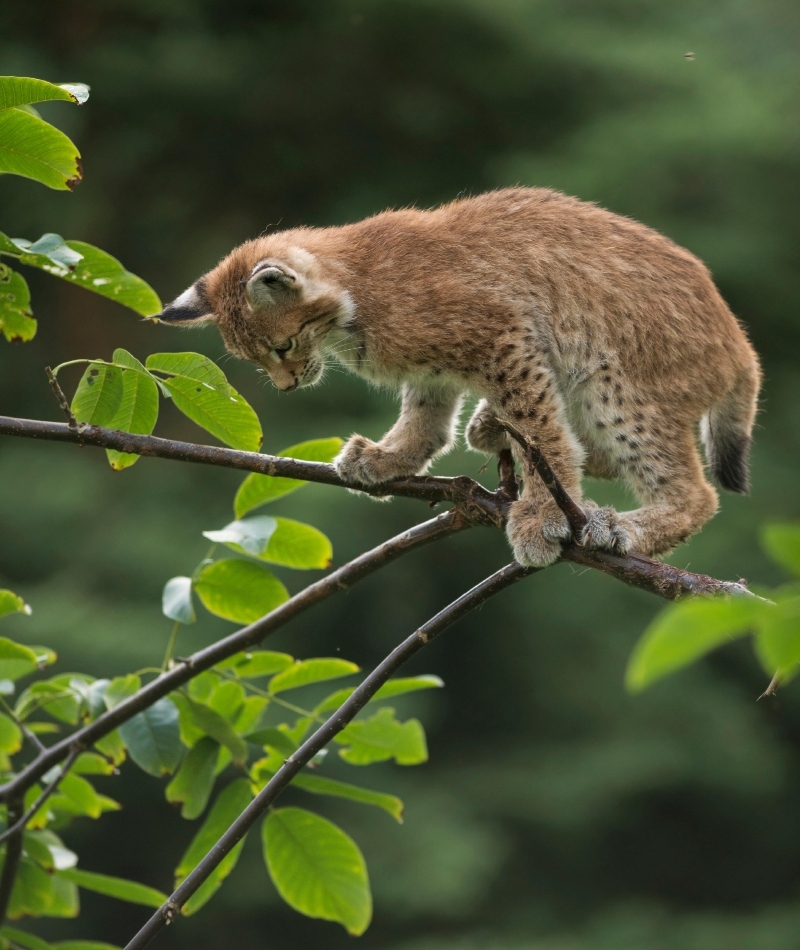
xmin=162 ymin=622 xmax=181 ymax=672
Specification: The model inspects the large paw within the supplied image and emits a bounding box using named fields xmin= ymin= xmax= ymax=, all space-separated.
xmin=506 ymin=497 xmax=573 ymax=567
xmin=465 ymin=406 xmax=508 ymax=455
xmin=334 ymin=435 xmax=425 ymax=486
xmin=579 ymin=501 xmax=634 ymax=555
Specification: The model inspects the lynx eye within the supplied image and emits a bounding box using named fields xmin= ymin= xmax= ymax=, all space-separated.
xmin=273 ymin=339 xmax=295 ymax=357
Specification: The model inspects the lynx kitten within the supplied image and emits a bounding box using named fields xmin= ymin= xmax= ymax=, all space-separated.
xmin=159 ymin=188 xmax=761 ymax=567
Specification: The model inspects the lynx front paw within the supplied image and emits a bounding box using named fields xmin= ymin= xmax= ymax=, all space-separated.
xmin=334 ymin=435 xmax=425 ymax=486
xmin=579 ymin=502 xmax=634 ymax=555
xmin=465 ymin=406 xmax=508 ymax=455
xmin=506 ymin=497 xmax=573 ymax=567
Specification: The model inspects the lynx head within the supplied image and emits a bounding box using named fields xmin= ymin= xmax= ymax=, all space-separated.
xmin=158 ymin=240 xmax=354 ymax=392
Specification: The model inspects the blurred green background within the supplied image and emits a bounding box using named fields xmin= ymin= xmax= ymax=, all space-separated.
xmin=1 ymin=1 xmax=800 ymax=947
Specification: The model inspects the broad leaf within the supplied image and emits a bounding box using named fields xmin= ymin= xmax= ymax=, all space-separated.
xmin=145 ymin=352 xmax=261 ymax=451
xmin=162 ymin=576 xmax=196 ymax=624
xmin=0 ymin=108 xmax=82 ymax=189
xmin=48 ymin=772 xmax=106 ymax=819
xmin=7 ymin=233 xmax=83 ymax=271
xmin=8 ymin=857 xmax=79 ymax=919
xmin=754 ymin=595 xmax=800 ymax=678
xmin=103 ymin=674 xmax=140 ymax=710
xmin=216 ymin=650 xmax=293 ymax=679
xmin=291 ymin=773 xmax=404 ymax=822
xmin=258 ymin=518 xmax=333 ymax=570
xmin=0 ymin=77 xmax=89 ymax=110
xmin=1 ymin=926 xmax=54 ymax=950
xmin=117 ymin=698 xmax=183 ymax=777
xmin=193 ymin=559 xmax=288 ymax=624
xmin=0 ymin=266 xmax=36 ymax=342
xmin=24 ymin=830 xmax=77 ymax=873
xmin=166 ymin=736 xmax=220 ymax=819
xmin=175 ymin=778 xmax=253 ymax=915
xmin=626 ymin=596 xmax=766 ymax=692
xmin=263 ymin=807 xmax=371 ymax=936
xmin=71 ymin=363 xmax=125 ymax=428
xmin=269 ymin=658 xmax=359 ymax=694
xmin=58 ymin=868 xmax=166 ymax=908
xmin=103 ymin=349 xmax=159 ymax=469
xmin=336 ymin=707 xmax=428 ymax=766
xmin=203 ymin=516 xmax=277 ymax=556
xmin=245 ymin=728 xmax=298 ymax=756
xmin=762 ymin=523 xmax=800 ymax=579
xmin=0 ymin=590 xmax=31 ymax=619
xmin=234 ymin=437 xmax=344 ymax=517
xmin=0 ymin=637 xmax=39 ymax=681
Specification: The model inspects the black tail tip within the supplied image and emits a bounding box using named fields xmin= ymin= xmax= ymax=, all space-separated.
xmin=712 ymin=435 xmax=751 ymax=494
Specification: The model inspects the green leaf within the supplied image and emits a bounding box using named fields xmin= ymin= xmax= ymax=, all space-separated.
xmin=754 ymin=595 xmax=800 ymax=678
xmin=626 ymin=596 xmax=767 ymax=692
xmin=0 ymin=713 xmax=22 ymax=754
xmin=203 ymin=516 xmax=277 ymax=556
xmin=174 ymin=696 xmax=247 ymax=766
xmin=762 ymin=523 xmax=800 ymax=578
xmin=94 ymin=730 xmax=126 ymax=766
xmin=263 ymin=807 xmax=371 ymax=936
xmin=216 ymin=650 xmax=293 ymax=678
xmin=7 ymin=232 xmax=84 ymax=270
xmin=58 ymin=868 xmax=166 ymax=908
xmin=258 ymin=518 xmax=333 ymax=570
xmin=103 ymin=674 xmax=140 ymax=710
xmin=0 ymin=590 xmax=31 ymax=620
xmin=206 ymin=681 xmax=245 ymax=721
xmin=53 ymin=942 xmax=121 ymax=950
xmin=73 ymin=752 xmax=116 ymax=776
xmin=1 ymin=926 xmax=54 ymax=950
xmin=8 ymin=858 xmax=79 ymax=919
xmin=71 ymin=363 xmax=124 ymax=428
xmin=0 ymin=108 xmax=82 ymax=189
xmin=234 ymin=438 xmax=344 ymax=517
xmin=269 ymin=658 xmax=360 ymax=694
xmin=245 ymin=728 xmax=298 ymax=756
xmin=315 ymin=674 xmax=444 ymax=714
xmin=193 ymin=559 xmax=288 ymax=624
xmin=48 ymin=772 xmax=105 ymax=819
xmin=0 ymin=77 xmax=89 ymax=110
xmin=175 ymin=778 xmax=253 ymax=915
xmin=25 ymin=830 xmax=77 ymax=873
xmin=162 ymin=576 xmax=196 ymax=624
xmin=145 ymin=352 xmax=261 ymax=450
xmin=0 ymin=266 xmax=36 ymax=342
xmin=103 ymin=350 xmax=160 ymax=470
xmin=117 ymin=697 xmax=183 ymax=777
xmin=0 ymin=638 xmax=39 ymax=681
xmin=336 ymin=707 xmax=428 ymax=766
xmin=166 ymin=736 xmax=220 ymax=819
xmin=291 ymin=773 xmax=404 ymax=822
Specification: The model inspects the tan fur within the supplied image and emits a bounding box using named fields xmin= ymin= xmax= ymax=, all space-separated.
xmin=160 ymin=188 xmax=761 ymax=566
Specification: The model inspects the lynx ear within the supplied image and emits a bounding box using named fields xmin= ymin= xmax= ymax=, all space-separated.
xmin=158 ymin=279 xmax=215 ymax=324
xmin=245 ymin=260 xmax=299 ymax=309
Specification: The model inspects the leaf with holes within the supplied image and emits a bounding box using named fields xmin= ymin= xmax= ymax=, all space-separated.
xmin=234 ymin=437 xmax=343 ymax=516
xmin=263 ymin=807 xmax=371 ymax=935
xmin=71 ymin=363 xmax=125 ymax=428
xmin=146 ymin=352 xmax=261 ymax=450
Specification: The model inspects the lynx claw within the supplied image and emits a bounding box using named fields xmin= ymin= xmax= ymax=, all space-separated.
xmin=334 ymin=434 xmax=424 ymax=486
xmin=506 ymin=497 xmax=573 ymax=567
xmin=579 ymin=502 xmax=633 ymax=555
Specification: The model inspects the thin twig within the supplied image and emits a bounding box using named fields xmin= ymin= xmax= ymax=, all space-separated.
xmin=758 ymin=671 xmax=782 ymax=700
xmin=0 ymin=511 xmax=468 ymax=804
xmin=44 ymin=368 xmax=77 ymax=428
xmin=123 ymin=560 xmax=536 ymax=950
xmin=0 ymin=747 xmax=81 ymax=848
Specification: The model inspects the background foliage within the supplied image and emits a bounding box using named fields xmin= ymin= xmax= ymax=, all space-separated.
xmin=0 ymin=1 xmax=799 ymax=947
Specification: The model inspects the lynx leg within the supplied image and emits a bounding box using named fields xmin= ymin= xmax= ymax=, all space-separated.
xmin=465 ymin=399 xmax=509 ymax=455
xmin=490 ymin=370 xmax=586 ymax=567
xmin=334 ymin=384 xmax=463 ymax=486
xmin=581 ymin=430 xmax=719 ymax=557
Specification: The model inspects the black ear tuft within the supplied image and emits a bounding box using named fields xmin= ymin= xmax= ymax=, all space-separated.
xmin=158 ymin=279 xmax=215 ymax=324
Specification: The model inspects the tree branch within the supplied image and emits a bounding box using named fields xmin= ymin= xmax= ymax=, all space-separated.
xmin=0 ymin=511 xmax=468 ymax=804
xmin=0 ymin=747 xmax=81 ymax=848
xmin=123 ymin=560 xmax=536 ymax=950
xmin=0 ymin=798 xmax=23 ymax=928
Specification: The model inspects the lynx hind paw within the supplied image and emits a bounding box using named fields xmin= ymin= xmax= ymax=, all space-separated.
xmin=579 ymin=502 xmax=634 ymax=555
xmin=465 ymin=413 xmax=508 ymax=455
xmin=333 ymin=434 xmax=424 ymax=488
xmin=506 ymin=498 xmax=573 ymax=567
